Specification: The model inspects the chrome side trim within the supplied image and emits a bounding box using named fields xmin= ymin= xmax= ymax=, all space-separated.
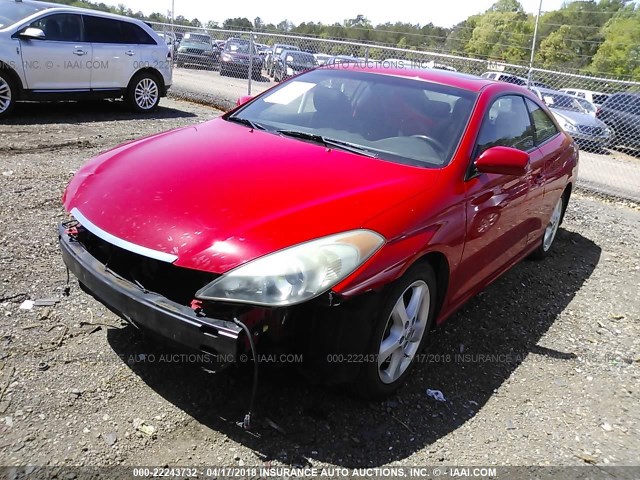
xmin=71 ymin=207 xmax=178 ymax=263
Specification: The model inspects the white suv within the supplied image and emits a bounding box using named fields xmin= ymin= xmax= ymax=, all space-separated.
xmin=0 ymin=0 xmax=173 ymax=118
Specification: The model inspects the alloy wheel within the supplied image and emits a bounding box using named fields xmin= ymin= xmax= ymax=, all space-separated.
xmin=378 ymin=280 xmax=430 ymax=384
xmin=134 ymin=78 xmax=159 ymax=110
xmin=543 ymin=196 xmax=563 ymax=252
xmin=0 ymin=77 xmax=12 ymax=114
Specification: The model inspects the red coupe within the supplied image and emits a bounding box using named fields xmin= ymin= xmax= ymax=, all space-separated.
xmin=59 ymin=64 xmax=578 ymax=398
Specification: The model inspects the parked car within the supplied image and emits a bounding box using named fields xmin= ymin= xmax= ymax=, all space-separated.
xmin=175 ymin=32 xmax=220 ymax=70
xmin=531 ymin=87 xmax=611 ymax=149
xmin=559 ymin=88 xmax=609 ymax=108
xmin=273 ymin=49 xmax=316 ymax=82
xmin=596 ymin=92 xmax=640 ymax=149
xmin=219 ymin=38 xmax=262 ymax=79
xmin=59 ymin=64 xmax=577 ymax=398
xmin=265 ymin=43 xmax=299 ymax=76
xmin=482 ymin=71 xmax=550 ymax=88
xmin=0 ymin=0 xmax=172 ymax=117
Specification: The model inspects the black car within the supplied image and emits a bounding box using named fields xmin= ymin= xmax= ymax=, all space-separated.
xmin=219 ymin=39 xmax=263 ymax=79
xmin=176 ymin=32 xmax=220 ymax=70
xmin=273 ymin=50 xmax=316 ymax=82
xmin=596 ymin=92 xmax=640 ymax=149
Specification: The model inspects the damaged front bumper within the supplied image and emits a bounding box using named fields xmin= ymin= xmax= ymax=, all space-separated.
xmin=58 ymin=224 xmax=242 ymax=361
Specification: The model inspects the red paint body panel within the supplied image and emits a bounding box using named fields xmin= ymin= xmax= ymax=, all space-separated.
xmin=63 ymin=67 xmax=578 ymax=326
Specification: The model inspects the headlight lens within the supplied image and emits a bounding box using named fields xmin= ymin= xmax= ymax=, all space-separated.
xmin=177 ymin=46 xmax=187 ymax=53
xmin=563 ymin=122 xmax=578 ymax=133
xmin=286 ymin=67 xmax=294 ymax=75
xmin=196 ymin=230 xmax=385 ymax=306
xmin=221 ymin=53 xmax=232 ymax=62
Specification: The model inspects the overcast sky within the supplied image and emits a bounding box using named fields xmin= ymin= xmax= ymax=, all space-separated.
xmin=102 ymin=0 xmax=570 ymax=28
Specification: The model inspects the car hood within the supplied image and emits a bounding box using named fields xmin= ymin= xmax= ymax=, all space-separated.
xmin=180 ymin=42 xmax=213 ymax=51
xmin=551 ymin=108 xmax=606 ymax=127
xmin=63 ymin=119 xmax=437 ymax=273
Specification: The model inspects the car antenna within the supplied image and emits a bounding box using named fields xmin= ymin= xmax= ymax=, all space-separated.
xmin=233 ymin=317 xmax=259 ymax=431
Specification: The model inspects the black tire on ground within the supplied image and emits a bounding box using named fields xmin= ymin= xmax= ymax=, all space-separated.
xmin=355 ymin=262 xmax=437 ymax=398
xmin=126 ymin=72 xmax=161 ymax=113
xmin=0 ymin=69 xmax=17 ymax=119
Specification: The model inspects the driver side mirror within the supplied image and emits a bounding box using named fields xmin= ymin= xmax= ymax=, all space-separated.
xmin=474 ymin=146 xmax=529 ymax=176
xmin=19 ymin=27 xmax=45 ymax=40
xmin=236 ymin=95 xmax=254 ymax=107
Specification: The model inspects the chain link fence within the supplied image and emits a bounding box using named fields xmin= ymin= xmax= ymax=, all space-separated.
xmin=149 ymin=22 xmax=640 ymax=202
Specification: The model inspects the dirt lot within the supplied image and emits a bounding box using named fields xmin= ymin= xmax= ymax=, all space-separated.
xmin=0 ymin=98 xmax=639 ymax=471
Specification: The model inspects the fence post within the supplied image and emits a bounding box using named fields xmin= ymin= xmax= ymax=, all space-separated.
xmin=365 ymin=46 xmax=370 ymax=63
xmin=527 ymin=0 xmax=543 ymax=88
xmin=248 ymin=31 xmax=254 ymax=96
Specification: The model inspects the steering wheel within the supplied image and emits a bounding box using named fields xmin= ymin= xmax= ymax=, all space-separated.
xmin=411 ymin=135 xmax=447 ymax=158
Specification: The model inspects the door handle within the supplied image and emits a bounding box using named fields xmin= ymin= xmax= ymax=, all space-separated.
xmin=125 ymin=50 xmax=136 ymax=56
xmin=73 ymin=49 xmax=87 ymax=56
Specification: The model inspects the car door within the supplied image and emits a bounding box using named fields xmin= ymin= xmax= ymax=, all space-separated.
xmin=18 ymin=13 xmax=91 ymax=90
xmin=83 ymin=15 xmax=136 ymax=90
xmin=524 ymin=98 xmax=567 ymax=241
xmin=456 ymin=95 xmax=540 ymax=298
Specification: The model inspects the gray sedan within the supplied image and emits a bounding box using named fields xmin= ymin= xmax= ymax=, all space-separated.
xmin=531 ymin=87 xmax=612 ymax=149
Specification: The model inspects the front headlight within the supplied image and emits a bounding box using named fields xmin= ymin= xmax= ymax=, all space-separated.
xmin=604 ymin=127 xmax=612 ymax=136
xmin=563 ymin=122 xmax=578 ymax=133
xmin=177 ymin=46 xmax=187 ymax=53
xmin=196 ymin=230 xmax=385 ymax=306
xmin=221 ymin=53 xmax=232 ymax=62
xmin=286 ymin=67 xmax=294 ymax=75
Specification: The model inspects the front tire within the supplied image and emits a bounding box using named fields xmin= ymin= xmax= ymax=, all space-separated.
xmin=355 ymin=263 xmax=437 ymax=398
xmin=126 ymin=72 xmax=161 ymax=113
xmin=0 ymin=70 xmax=17 ymax=119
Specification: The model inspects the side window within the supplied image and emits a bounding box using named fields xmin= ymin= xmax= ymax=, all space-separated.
xmin=527 ymin=98 xmax=558 ymax=145
xmin=121 ymin=22 xmax=156 ymax=45
xmin=84 ymin=16 xmax=125 ymax=44
xmin=577 ymin=92 xmax=586 ymax=99
xmin=525 ymin=98 xmax=559 ymax=145
xmin=476 ymin=95 xmax=535 ymax=154
xmin=29 ymin=14 xmax=82 ymax=42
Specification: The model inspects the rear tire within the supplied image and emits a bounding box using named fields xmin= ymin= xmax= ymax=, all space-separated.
xmin=126 ymin=72 xmax=161 ymax=113
xmin=530 ymin=192 xmax=567 ymax=260
xmin=355 ymin=263 xmax=437 ymax=398
xmin=0 ymin=70 xmax=17 ymax=119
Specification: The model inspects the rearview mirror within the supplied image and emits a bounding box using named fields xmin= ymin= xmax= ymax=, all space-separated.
xmin=20 ymin=28 xmax=45 ymax=40
xmin=236 ymin=95 xmax=254 ymax=107
xmin=474 ymin=146 xmax=529 ymax=176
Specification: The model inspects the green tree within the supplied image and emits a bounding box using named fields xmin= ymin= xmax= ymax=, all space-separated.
xmin=590 ymin=6 xmax=640 ymax=79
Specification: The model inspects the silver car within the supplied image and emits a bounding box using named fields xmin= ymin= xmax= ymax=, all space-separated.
xmin=0 ymin=0 xmax=172 ymax=117
xmin=531 ymin=87 xmax=612 ymax=149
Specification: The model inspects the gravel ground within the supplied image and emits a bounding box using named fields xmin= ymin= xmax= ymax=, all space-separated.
xmin=0 ymin=98 xmax=639 ymax=471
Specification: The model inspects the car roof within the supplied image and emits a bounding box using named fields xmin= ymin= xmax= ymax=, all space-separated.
xmin=320 ymin=63 xmax=493 ymax=92
xmin=15 ymin=0 xmax=150 ymax=23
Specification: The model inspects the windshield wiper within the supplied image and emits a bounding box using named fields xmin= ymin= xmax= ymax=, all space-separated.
xmin=227 ymin=116 xmax=266 ymax=130
xmin=277 ymin=130 xmax=378 ymax=158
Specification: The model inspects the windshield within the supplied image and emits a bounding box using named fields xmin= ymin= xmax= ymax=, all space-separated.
xmin=228 ymin=68 xmax=477 ymax=168
xmin=540 ymin=92 xmax=583 ymax=112
xmin=0 ymin=2 xmax=47 ymax=28
xmin=285 ymin=52 xmax=315 ymax=67
xmin=575 ymin=98 xmax=596 ymax=113
xmin=184 ymin=33 xmax=211 ymax=45
xmin=226 ymin=41 xmax=257 ymax=55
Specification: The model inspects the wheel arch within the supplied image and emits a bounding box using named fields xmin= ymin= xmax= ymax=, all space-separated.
xmin=128 ymin=68 xmax=165 ymax=93
xmin=0 ymin=61 xmax=24 ymax=97
xmin=407 ymin=251 xmax=450 ymax=322
xmin=560 ymin=182 xmax=572 ymax=225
